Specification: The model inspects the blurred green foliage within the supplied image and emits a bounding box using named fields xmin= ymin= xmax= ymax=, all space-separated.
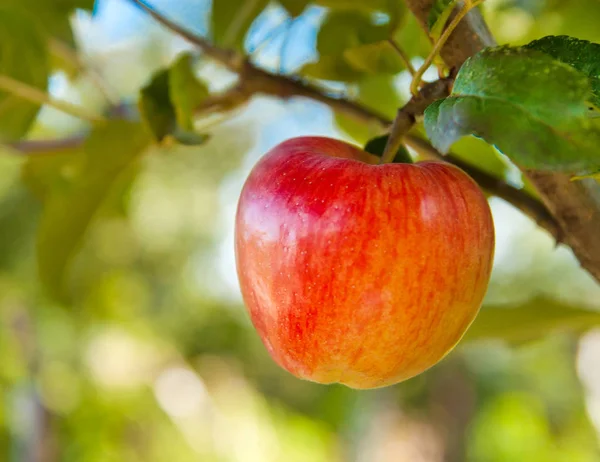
xmin=0 ymin=0 xmax=599 ymax=461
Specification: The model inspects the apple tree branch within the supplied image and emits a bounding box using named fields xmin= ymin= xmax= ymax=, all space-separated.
xmin=404 ymin=0 xmax=600 ymax=283
xmin=11 ymin=0 xmax=564 ymax=272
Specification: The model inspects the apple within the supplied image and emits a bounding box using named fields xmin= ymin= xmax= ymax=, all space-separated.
xmin=234 ymin=136 xmax=495 ymax=389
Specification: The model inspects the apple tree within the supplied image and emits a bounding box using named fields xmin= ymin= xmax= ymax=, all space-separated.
xmin=1 ymin=0 xmax=600 ymax=460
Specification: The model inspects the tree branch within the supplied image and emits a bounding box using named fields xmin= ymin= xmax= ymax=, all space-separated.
xmin=404 ymin=0 xmax=600 ymax=283
xmin=404 ymin=0 xmax=495 ymax=67
xmin=381 ymin=77 xmax=454 ymax=164
xmin=129 ymin=0 xmax=241 ymax=71
xmin=117 ymin=0 xmax=564 ymax=266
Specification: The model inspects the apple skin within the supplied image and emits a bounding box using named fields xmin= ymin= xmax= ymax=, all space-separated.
xmin=235 ymin=136 xmax=495 ymax=389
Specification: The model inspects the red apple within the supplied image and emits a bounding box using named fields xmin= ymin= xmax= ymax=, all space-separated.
xmin=235 ymin=136 xmax=495 ymax=389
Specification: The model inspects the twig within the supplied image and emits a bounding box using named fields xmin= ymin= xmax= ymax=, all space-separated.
xmin=128 ymin=0 xmax=241 ymax=71
xmin=122 ymin=0 xmax=561 ymax=247
xmin=194 ymin=82 xmax=251 ymax=114
xmin=125 ymin=0 xmax=388 ymax=123
xmin=387 ymin=39 xmax=417 ymax=76
xmin=0 ymin=75 xmax=106 ymax=124
xmin=5 ymin=136 xmax=86 ymax=154
xmin=410 ymin=0 xmax=483 ymax=95
xmin=380 ymin=77 xmax=453 ymax=164
xmin=49 ymin=38 xmax=120 ymax=106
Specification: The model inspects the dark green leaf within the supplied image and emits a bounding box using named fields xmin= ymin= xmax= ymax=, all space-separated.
xmin=139 ymin=53 xmax=210 ymax=143
xmin=424 ymin=46 xmax=600 ymax=171
xmin=211 ymin=0 xmax=269 ymax=51
xmin=465 ymin=299 xmax=600 ymax=344
xmin=525 ymin=35 xmax=600 ymax=107
xmin=411 ymin=125 xmax=511 ymax=180
xmin=171 ymin=130 xmax=210 ymax=146
xmin=364 ymin=134 xmax=413 ymax=163
xmin=36 ymin=121 xmax=151 ymax=302
xmin=139 ymin=69 xmax=174 ymax=142
xmin=168 ymin=54 xmax=209 ymax=132
xmin=278 ymin=0 xmax=310 ymax=17
xmin=442 ymin=135 xmax=509 ymax=180
xmin=0 ymin=6 xmax=49 ymax=141
xmin=427 ymin=0 xmax=457 ymax=39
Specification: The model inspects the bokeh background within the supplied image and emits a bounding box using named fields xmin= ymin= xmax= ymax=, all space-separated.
xmin=2 ymin=0 xmax=600 ymax=460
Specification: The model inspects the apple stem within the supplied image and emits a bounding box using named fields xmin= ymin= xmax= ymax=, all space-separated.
xmin=387 ymin=39 xmax=418 ymax=77
xmin=379 ymin=77 xmax=453 ymax=165
xmin=379 ymin=113 xmax=413 ymax=164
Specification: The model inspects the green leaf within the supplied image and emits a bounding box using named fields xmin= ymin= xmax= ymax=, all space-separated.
xmin=364 ymin=134 xmax=413 ymax=163
xmin=278 ymin=0 xmax=310 ymax=17
xmin=317 ymin=10 xmax=391 ymax=56
xmin=311 ymin=10 xmax=405 ymax=79
xmin=525 ymin=35 xmax=600 ymax=107
xmin=0 ymin=6 xmax=49 ymax=141
xmin=299 ymin=56 xmax=366 ymax=82
xmin=427 ymin=0 xmax=457 ymax=40
xmin=139 ymin=69 xmax=174 ymax=141
xmin=335 ymin=74 xmax=403 ymax=141
xmin=21 ymin=145 xmax=83 ymax=200
xmin=443 ymin=135 xmax=510 ymax=180
xmin=211 ymin=0 xmax=269 ymax=51
xmin=356 ymin=74 xmax=404 ymax=119
xmin=8 ymin=0 xmax=95 ymax=45
xmin=139 ymin=53 xmax=210 ymax=144
xmin=168 ymin=54 xmax=209 ymax=132
xmin=36 ymin=121 xmax=151 ymax=302
xmin=424 ymin=46 xmax=600 ymax=171
xmin=464 ymin=299 xmax=600 ymax=344
xmin=343 ymin=41 xmax=404 ymax=75
xmin=392 ymin=11 xmax=431 ymax=59
xmin=335 ymin=114 xmax=381 ymax=144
